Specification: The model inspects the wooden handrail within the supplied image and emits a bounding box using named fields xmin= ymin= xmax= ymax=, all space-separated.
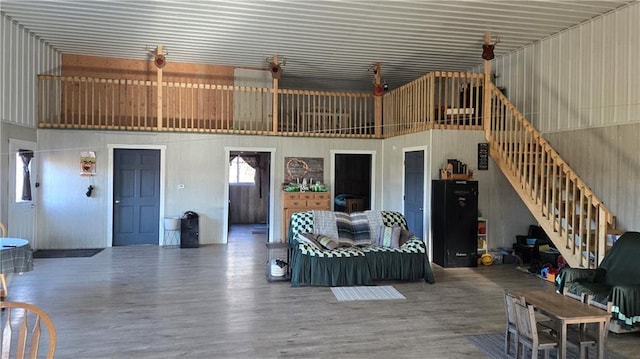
xmin=486 ymin=82 xmax=615 ymax=267
xmin=488 ymin=85 xmax=613 ymax=220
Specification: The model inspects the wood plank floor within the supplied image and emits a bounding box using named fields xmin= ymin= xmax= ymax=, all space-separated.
xmin=5 ymin=225 xmax=639 ymax=358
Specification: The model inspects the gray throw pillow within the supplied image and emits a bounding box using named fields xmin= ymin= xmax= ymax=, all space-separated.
xmin=297 ymin=232 xmax=323 ymax=250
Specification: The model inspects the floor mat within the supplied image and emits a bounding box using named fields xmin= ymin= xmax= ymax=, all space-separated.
xmin=33 ymin=248 xmax=104 ymax=258
xmin=331 ymin=285 xmax=406 ymax=302
xmin=251 ymin=224 xmax=268 ymax=234
xmin=465 ymin=332 xmax=625 ymax=359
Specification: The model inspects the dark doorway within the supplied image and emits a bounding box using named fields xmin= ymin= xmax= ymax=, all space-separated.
xmin=228 ymin=151 xmax=271 ymax=238
xmin=334 ymin=153 xmax=371 ymax=213
xmin=404 ymin=150 xmax=425 ymax=239
xmin=113 ymin=149 xmax=161 ymax=245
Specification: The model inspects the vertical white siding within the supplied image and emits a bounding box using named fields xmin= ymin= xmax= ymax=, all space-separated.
xmin=381 ymin=130 xmax=536 ymax=251
xmin=480 ymin=2 xmax=639 ymax=133
xmin=0 ymin=13 xmax=60 ymax=127
xmin=472 ymin=2 xmax=640 ymax=233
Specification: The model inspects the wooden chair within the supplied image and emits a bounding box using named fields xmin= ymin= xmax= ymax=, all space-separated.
xmin=566 ymin=295 xmax=613 ymax=359
xmin=562 ymin=286 xmax=586 ymax=302
xmin=0 ymin=221 xmax=7 ymax=299
xmin=505 ymin=290 xmax=556 ymax=356
xmin=514 ymin=301 xmax=558 ymax=359
xmin=562 ymin=286 xmax=588 ymax=332
xmin=504 ymin=290 xmax=526 ymax=355
xmin=0 ymin=301 xmax=57 ymax=359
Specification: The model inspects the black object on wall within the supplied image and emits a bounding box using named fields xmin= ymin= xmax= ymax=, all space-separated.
xmin=431 ymin=180 xmax=478 ymax=267
xmin=180 ymin=211 xmax=199 ymax=248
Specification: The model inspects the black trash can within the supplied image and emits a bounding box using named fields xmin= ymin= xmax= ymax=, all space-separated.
xmin=180 ymin=211 xmax=199 ymax=248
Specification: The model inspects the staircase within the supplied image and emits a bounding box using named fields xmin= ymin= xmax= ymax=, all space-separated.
xmin=484 ymin=83 xmax=616 ymax=268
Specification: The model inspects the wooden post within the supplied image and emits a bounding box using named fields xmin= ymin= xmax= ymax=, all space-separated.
xmin=374 ymin=62 xmax=382 ymax=138
xmin=597 ymin=207 xmax=606 ymax=265
xmin=272 ymin=54 xmax=279 ymax=134
xmin=156 ymin=45 xmax=163 ymax=131
xmin=483 ymin=33 xmax=492 ymax=140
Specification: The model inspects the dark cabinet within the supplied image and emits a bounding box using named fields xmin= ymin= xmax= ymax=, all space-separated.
xmin=431 ymin=180 xmax=478 ymax=267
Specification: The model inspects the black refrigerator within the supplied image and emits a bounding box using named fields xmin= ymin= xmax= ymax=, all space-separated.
xmin=431 ymin=180 xmax=478 ymax=267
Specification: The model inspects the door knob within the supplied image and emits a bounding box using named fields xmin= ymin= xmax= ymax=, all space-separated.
xmin=419 ymin=207 xmax=424 ymax=211
xmin=115 ymin=200 xmax=120 ymax=204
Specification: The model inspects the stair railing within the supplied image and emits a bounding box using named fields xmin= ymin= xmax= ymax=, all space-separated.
xmin=485 ymin=83 xmax=615 ymax=268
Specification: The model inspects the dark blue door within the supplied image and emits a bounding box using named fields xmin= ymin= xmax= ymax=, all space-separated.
xmin=404 ymin=150 xmax=424 ymax=239
xmin=113 ymin=149 xmax=160 ymax=245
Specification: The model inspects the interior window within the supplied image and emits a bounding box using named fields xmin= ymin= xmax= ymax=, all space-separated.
xmin=15 ymin=150 xmax=34 ymax=202
xmin=229 ymin=156 xmax=256 ymax=185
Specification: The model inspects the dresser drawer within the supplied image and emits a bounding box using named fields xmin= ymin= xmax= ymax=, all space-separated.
xmin=306 ymin=199 xmax=331 ymax=209
xmin=312 ymin=193 xmax=331 ymax=200
xmin=299 ymin=193 xmax=315 ymax=201
xmin=282 ymin=193 xmax=301 ymax=201
xmin=284 ymin=199 xmax=307 ymax=209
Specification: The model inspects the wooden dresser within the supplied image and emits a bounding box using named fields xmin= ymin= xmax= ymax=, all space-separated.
xmin=282 ymin=191 xmax=331 ymax=242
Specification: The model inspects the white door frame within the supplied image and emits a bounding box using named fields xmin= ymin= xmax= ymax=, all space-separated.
xmin=107 ymin=144 xmax=166 ymax=248
xmin=8 ymin=139 xmax=37 ymax=244
xmin=330 ymin=150 xmax=376 ymax=210
xmin=402 ymin=145 xmax=430 ymax=260
xmin=223 ymin=147 xmax=276 ymax=244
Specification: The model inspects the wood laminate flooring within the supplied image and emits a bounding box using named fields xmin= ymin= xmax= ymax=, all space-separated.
xmin=5 ymin=226 xmax=639 ymax=358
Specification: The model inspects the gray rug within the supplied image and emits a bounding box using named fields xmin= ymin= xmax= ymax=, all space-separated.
xmin=465 ymin=333 xmax=626 ymax=359
xmin=331 ymin=285 xmax=406 ymax=302
xmin=33 ymin=248 xmax=104 ymax=258
xmin=251 ymin=224 xmax=267 ymax=234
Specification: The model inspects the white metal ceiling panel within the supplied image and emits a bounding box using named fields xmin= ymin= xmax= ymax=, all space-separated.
xmin=1 ymin=0 xmax=635 ymax=91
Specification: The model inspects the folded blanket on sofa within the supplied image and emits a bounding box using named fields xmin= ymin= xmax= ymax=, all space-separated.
xmin=313 ymin=210 xmax=384 ymax=247
xmin=313 ymin=210 xmax=339 ymax=238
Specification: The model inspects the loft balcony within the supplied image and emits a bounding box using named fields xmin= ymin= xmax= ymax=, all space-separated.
xmin=37 ymin=71 xmax=485 ymax=138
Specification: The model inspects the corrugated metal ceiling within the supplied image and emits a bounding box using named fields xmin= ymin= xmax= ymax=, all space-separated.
xmin=1 ymin=0 xmax=635 ymax=91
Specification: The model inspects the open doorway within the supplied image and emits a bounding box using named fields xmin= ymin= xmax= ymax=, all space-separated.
xmin=331 ymin=151 xmax=374 ymax=213
xmin=227 ymin=150 xmax=272 ymax=242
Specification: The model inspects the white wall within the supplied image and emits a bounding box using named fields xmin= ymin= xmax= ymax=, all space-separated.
xmin=35 ymin=130 xmax=383 ymax=248
xmin=474 ymin=1 xmax=640 ymax=232
xmin=382 ymin=129 xmax=536 ymax=252
xmin=545 ymin=124 xmax=640 ymax=232
xmin=36 ymin=127 xmax=536 ymax=251
xmin=0 ymin=12 xmax=61 ymax=126
xmin=478 ymin=2 xmax=639 ymax=133
xmin=0 ymin=12 xmax=60 ymax=228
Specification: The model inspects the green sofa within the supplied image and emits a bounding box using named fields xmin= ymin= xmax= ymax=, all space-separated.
xmin=287 ymin=210 xmax=435 ymax=287
xmin=556 ymin=231 xmax=640 ymax=332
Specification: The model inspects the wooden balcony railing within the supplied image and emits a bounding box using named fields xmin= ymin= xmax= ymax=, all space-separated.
xmin=277 ymin=89 xmax=375 ymax=136
xmin=38 ymin=73 xmax=486 ymax=137
xmin=382 ymin=71 xmax=484 ymax=137
xmin=37 ymin=75 xmax=376 ymax=137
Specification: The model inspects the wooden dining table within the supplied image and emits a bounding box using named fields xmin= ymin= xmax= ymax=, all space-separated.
xmin=515 ymin=290 xmax=611 ymax=359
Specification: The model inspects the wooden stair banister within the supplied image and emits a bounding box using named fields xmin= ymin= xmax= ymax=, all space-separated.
xmin=485 ymin=82 xmax=616 ymax=268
